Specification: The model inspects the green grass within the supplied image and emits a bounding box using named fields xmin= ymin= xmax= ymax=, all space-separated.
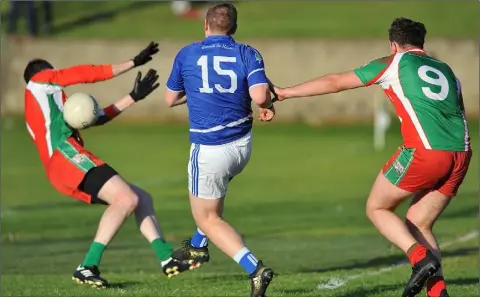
xmin=1 ymin=1 xmax=478 ymax=39
xmin=1 ymin=118 xmax=478 ymax=296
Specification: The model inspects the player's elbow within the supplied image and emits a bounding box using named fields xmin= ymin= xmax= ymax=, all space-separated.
xmin=164 ymin=93 xmax=177 ymax=108
xmin=329 ymin=74 xmax=344 ymax=93
xmin=165 ymin=90 xmax=185 ymax=108
xmin=252 ymin=95 xmax=268 ymax=106
xmin=165 ymin=99 xmax=175 ymax=108
xmin=249 ymin=84 xmax=270 ymax=106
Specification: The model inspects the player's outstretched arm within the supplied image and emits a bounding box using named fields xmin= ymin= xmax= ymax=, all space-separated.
xmin=38 ymin=42 xmax=160 ymax=87
xmin=273 ymin=71 xmax=364 ymax=101
xmin=94 ymin=69 xmax=160 ymax=126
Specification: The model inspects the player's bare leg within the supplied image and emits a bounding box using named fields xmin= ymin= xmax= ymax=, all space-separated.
xmin=74 ymin=176 xmax=189 ymax=287
xmin=366 ymin=171 xmax=417 ymax=252
xmin=129 ymin=184 xmax=191 ymax=278
xmin=130 ymin=184 xmax=164 ymax=240
xmin=406 ymin=191 xmax=451 ymax=297
xmin=73 ymin=175 xmax=137 ymax=288
xmin=94 ymin=175 xmax=139 ymax=243
xmin=365 ymin=171 xmax=441 ymax=297
xmin=186 ymin=193 xmax=274 ymax=297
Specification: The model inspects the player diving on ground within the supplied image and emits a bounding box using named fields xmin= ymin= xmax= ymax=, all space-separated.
xmin=23 ymin=42 xmax=193 ymax=289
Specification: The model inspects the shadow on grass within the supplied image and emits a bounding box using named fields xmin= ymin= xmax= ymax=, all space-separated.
xmin=336 ymin=284 xmax=400 ymax=297
xmin=300 ymin=247 xmax=477 ymax=274
xmin=449 ymin=277 xmax=478 ymax=286
xmin=282 ymin=288 xmax=316 ymax=295
xmin=441 ymin=190 xmax=478 ymax=219
xmin=9 ymin=200 xmax=83 ymax=212
xmin=52 ymin=2 xmax=161 ymax=35
xmin=333 ymin=277 xmax=477 ymax=297
xmin=198 ymin=274 xmax=246 ymax=282
xmin=108 ymin=281 xmax=141 ymax=289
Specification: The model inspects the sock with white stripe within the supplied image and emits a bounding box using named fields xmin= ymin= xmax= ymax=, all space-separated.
xmin=151 ymin=238 xmax=174 ymax=264
xmin=233 ymin=247 xmax=259 ymax=275
xmin=190 ymin=228 xmax=208 ymax=248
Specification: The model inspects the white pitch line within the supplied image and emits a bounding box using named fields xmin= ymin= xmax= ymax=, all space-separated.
xmin=317 ymin=231 xmax=478 ymax=290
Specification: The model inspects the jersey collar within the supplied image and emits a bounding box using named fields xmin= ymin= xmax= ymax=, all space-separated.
xmin=405 ymin=48 xmax=426 ymax=55
xmin=203 ymin=35 xmax=235 ymax=44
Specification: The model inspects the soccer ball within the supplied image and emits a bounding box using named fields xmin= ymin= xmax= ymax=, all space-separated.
xmin=63 ymin=93 xmax=99 ymax=130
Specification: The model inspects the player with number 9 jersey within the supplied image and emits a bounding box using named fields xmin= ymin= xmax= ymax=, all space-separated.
xmin=164 ymin=3 xmax=275 ymax=297
xmin=272 ymin=18 xmax=471 ymax=297
xmin=354 ymin=50 xmax=469 ymax=152
xmin=352 ymin=50 xmax=471 ymax=195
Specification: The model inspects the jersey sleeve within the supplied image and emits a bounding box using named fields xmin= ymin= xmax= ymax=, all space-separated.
xmin=166 ymin=50 xmax=185 ymax=92
xmin=31 ymin=65 xmax=114 ymax=87
xmin=244 ymin=46 xmax=268 ymax=88
xmin=353 ymin=56 xmax=394 ymax=86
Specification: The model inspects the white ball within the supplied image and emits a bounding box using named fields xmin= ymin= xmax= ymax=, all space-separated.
xmin=171 ymin=1 xmax=191 ymax=15
xmin=63 ymin=93 xmax=99 ymax=130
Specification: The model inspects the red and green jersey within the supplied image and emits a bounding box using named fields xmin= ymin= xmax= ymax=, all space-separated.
xmin=354 ymin=49 xmax=469 ymax=152
xmin=24 ymin=65 xmax=114 ymax=168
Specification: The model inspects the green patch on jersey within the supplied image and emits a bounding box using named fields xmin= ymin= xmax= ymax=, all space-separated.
xmin=254 ymin=50 xmax=263 ymax=63
xmin=353 ymin=55 xmax=393 ymax=85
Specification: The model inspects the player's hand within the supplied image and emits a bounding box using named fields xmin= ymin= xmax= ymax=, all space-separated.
xmin=272 ymin=86 xmax=287 ymax=101
xmin=259 ymin=105 xmax=275 ymax=122
xmin=129 ymin=69 xmax=160 ymax=102
xmin=132 ymin=42 xmax=159 ymax=67
xmin=267 ymin=79 xmax=286 ymax=102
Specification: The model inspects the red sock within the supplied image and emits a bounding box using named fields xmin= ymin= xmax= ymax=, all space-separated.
xmin=427 ymin=276 xmax=446 ymax=297
xmin=407 ymin=243 xmax=427 ymax=266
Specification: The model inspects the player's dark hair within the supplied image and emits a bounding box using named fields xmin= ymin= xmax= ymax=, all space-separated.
xmin=206 ymin=2 xmax=238 ymax=35
xmin=388 ymin=18 xmax=427 ymax=48
xmin=23 ymin=58 xmax=54 ymax=83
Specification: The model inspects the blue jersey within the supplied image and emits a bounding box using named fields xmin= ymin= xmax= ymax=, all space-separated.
xmin=166 ymin=35 xmax=268 ymax=145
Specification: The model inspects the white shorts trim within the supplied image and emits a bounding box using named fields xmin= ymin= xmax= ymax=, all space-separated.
xmin=189 ymin=116 xmax=252 ymax=134
xmin=188 ymin=132 xmax=252 ymax=199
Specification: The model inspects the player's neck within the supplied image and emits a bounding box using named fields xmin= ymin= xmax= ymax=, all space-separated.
xmin=398 ymin=46 xmax=424 ymax=53
xmin=205 ymin=31 xmax=230 ymax=38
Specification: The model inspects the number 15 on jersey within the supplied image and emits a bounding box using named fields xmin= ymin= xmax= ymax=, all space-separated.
xmin=197 ymin=55 xmax=238 ymax=94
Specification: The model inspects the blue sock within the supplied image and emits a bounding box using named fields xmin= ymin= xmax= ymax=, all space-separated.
xmin=190 ymin=228 xmax=208 ymax=248
xmin=234 ymin=247 xmax=258 ymax=275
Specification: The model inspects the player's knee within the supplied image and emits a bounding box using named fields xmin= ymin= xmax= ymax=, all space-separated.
xmin=131 ymin=185 xmax=154 ymax=209
xmin=193 ymin=210 xmax=221 ymax=227
xmin=365 ymin=202 xmax=377 ymax=221
xmin=113 ymin=190 xmax=139 ymax=214
xmin=405 ymin=212 xmax=433 ymax=232
xmin=138 ymin=191 xmax=153 ymax=207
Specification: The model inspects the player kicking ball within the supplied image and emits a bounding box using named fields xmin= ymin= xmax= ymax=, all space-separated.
xmin=271 ymin=18 xmax=471 ymax=297
xmin=23 ymin=42 xmax=191 ymax=288
xmin=164 ymin=3 xmax=276 ymax=297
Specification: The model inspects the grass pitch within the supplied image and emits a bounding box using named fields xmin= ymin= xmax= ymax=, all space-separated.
xmin=1 ymin=1 xmax=477 ymax=39
xmin=1 ymin=118 xmax=478 ymax=297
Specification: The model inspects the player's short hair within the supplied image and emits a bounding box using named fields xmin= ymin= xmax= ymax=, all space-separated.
xmin=206 ymin=2 xmax=238 ymax=35
xmin=388 ymin=18 xmax=427 ymax=48
xmin=24 ymin=58 xmax=54 ymax=83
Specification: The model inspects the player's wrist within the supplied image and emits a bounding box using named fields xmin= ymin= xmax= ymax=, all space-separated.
xmin=259 ymin=100 xmax=274 ymax=109
xmin=129 ymin=92 xmax=141 ymax=102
